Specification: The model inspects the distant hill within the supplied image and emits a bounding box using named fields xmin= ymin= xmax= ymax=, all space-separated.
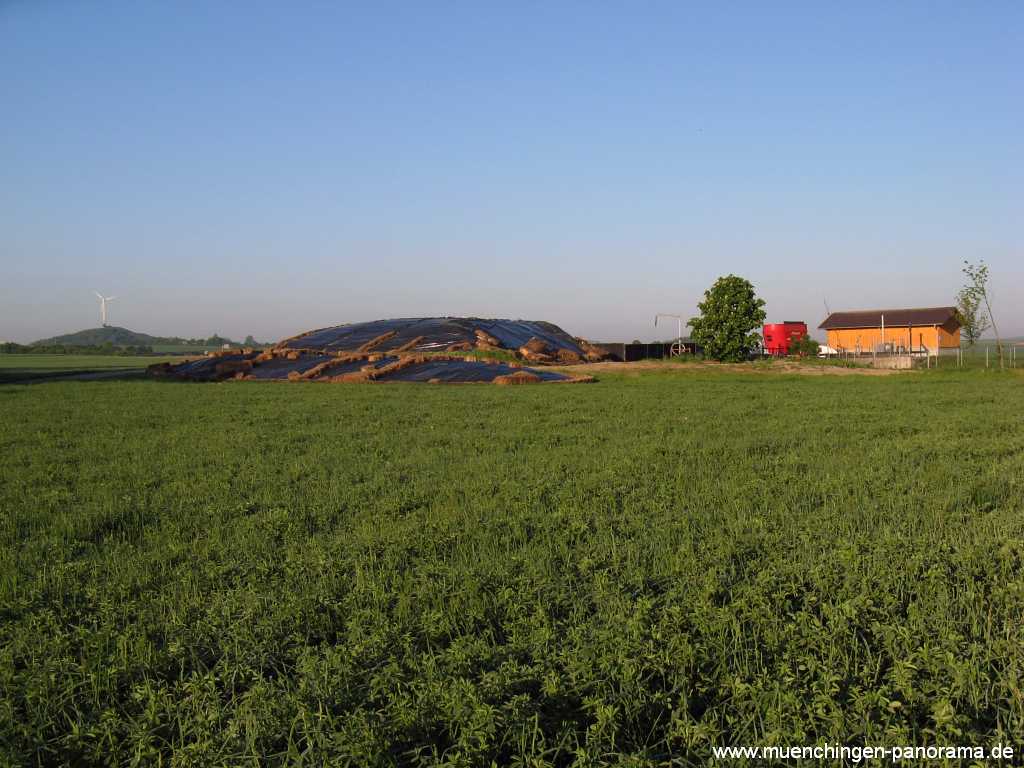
xmin=32 ymin=327 xmax=242 ymax=348
xmin=33 ymin=326 xmax=164 ymax=346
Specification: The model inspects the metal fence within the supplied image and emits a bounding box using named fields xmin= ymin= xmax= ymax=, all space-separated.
xmin=821 ymin=344 xmax=1020 ymax=369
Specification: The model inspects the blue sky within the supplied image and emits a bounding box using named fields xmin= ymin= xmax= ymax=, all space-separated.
xmin=2 ymin=1 xmax=1021 ymax=343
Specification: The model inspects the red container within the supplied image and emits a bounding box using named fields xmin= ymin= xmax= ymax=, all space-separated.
xmin=762 ymin=322 xmax=808 ymax=356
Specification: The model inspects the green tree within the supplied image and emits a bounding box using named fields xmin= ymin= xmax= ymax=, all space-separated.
xmin=962 ymin=260 xmax=1002 ymax=365
xmin=689 ymin=275 xmax=766 ymax=362
xmin=244 ymin=335 xmax=257 ymax=347
xmin=955 ymin=285 xmax=989 ymax=347
xmin=788 ymin=334 xmax=820 ymax=358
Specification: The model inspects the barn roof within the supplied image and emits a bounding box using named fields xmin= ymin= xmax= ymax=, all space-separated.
xmin=819 ymin=307 xmax=959 ymax=330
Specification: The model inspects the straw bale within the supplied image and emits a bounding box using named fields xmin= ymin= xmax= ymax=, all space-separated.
xmin=493 ymin=370 xmax=542 ymax=385
xmin=368 ymin=355 xmax=426 ymax=380
xmin=331 ymin=371 xmax=370 ymax=383
xmin=573 ymin=338 xmax=609 ymax=361
xmin=214 ymin=359 xmax=253 ymax=378
xmin=390 ymin=335 xmax=425 ymax=353
xmin=474 ymin=329 xmax=502 ymax=347
xmin=522 ymin=337 xmax=549 ymax=354
xmin=297 ymin=360 xmax=339 ymax=380
xmin=519 ymin=348 xmax=553 ymax=363
xmin=358 ymin=331 xmax=398 ymax=352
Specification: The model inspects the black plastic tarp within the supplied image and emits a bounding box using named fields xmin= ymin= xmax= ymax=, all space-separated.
xmin=283 ymin=317 xmax=585 ymax=355
xmin=383 ymin=360 xmax=572 ymax=383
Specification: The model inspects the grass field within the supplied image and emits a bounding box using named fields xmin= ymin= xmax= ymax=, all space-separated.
xmin=0 ymin=354 xmax=180 ymax=384
xmin=2 ymin=367 xmax=1023 ymax=765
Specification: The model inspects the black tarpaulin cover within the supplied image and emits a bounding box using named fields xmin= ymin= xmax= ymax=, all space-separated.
xmin=282 ymin=317 xmax=587 ymax=355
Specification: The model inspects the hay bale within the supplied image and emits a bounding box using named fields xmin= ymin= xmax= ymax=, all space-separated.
xmin=390 ymin=335 xmax=425 ymax=353
xmin=286 ymin=351 xmax=301 ymax=361
xmin=297 ymin=360 xmax=340 ymax=380
xmin=493 ymin=370 xmax=542 ymax=385
xmin=474 ymin=329 xmax=502 ymax=347
xmin=214 ymin=359 xmax=253 ymax=378
xmin=519 ymin=349 xmax=553 ymax=364
xmin=331 ymin=371 xmax=370 ymax=383
xmin=368 ymin=355 xmax=426 ymax=380
xmin=358 ymin=331 xmax=398 ymax=352
xmin=575 ymin=338 xmax=610 ymax=362
xmin=254 ymin=351 xmax=274 ymax=363
xmin=447 ymin=341 xmax=473 ymax=352
xmin=522 ymin=337 xmax=549 ymax=354
xmin=556 ymin=349 xmax=582 ymax=363
xmin=287 ymin=370 xmax=302 ymax=381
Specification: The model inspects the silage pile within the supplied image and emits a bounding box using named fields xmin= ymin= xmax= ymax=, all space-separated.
xmin=149 ymin=317 xmax=607 ymax=384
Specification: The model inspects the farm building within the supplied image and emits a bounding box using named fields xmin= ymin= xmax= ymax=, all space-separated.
xmin=818 ymin=306 xmax=960 ymax=355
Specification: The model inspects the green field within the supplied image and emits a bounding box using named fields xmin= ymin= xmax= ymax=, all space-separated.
xmin=2 ymin=368 xmax=1023 ymax=765
xmin=0 ymin=354 xmax=180 ymax=384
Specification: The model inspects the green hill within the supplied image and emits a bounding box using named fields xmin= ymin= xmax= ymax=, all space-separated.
xmin=33 ymin=326 xmax=164 ymax=346
xmin=32 ymin=327 xmax=241 ymax=348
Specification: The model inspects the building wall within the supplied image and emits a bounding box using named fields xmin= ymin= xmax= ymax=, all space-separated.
xmin=937 ymin=325 xmax=961 ymax=348
xmin=826 ymin=325 xmax=959 ymax=353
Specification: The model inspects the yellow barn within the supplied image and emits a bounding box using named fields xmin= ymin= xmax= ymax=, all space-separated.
xmin=819 ymin=306 xmax=961 ymax=355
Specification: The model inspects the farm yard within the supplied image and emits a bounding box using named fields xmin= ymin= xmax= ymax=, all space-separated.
xmin=1 ymin=365 xmax=1023 ymax=766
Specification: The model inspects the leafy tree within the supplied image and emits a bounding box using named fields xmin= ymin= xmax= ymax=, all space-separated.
xmin=244 ymin=335 xmax=257 ymax=347
xmin=955 ymin=285 xmax=989 ymax=347
xmin=688 ymin=275 xmax=766 ymax=362
xmin=788 ymin=334 xmax=820 ymax=357
xmin=961 ymin=260 xmax=1002 ymax=364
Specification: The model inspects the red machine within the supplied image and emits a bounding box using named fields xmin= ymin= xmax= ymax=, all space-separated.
xmin=762 ymin=321 xmax=808 ymax=356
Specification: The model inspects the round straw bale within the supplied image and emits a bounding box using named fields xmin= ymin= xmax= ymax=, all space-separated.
xmin=519 ymin=348 xmax=553 ymax=363
xmin=522 ymin=337 xmax=549 ymax=354
xmin=474 ymin=329 xmax=502 ymax=347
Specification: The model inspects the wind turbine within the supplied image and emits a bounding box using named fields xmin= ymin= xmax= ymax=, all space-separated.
xmin=94 ymin=292 xmax=118 ymax=327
